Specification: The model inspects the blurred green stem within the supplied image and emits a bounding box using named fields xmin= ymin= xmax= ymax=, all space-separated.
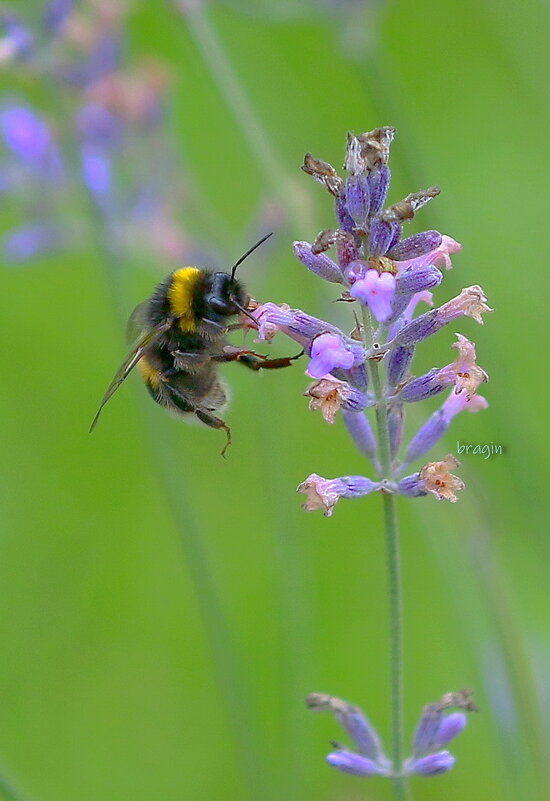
xmin=81 ymin=201 xmax=275 ymax=801
xmin=179 ymin=2 xmax=314 ymax=234
xmin=362 ymin=308 xmax=410 ymax=801
xmin=0 ymin=774 xmax=24 ymax=801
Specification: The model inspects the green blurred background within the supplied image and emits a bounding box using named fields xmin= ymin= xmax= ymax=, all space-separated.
xmin=1 ymin=1 xmax=549 ymax=799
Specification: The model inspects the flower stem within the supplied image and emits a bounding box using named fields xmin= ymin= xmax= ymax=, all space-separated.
xmin=361 ymin=308 xmax=410 ymax=801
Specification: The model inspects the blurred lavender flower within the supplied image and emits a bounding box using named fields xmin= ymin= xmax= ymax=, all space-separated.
xmin=0 ymin=105 xmax=63 ymax=181
xmin=1 ymin=223 xmax=64 ymax=262
xmin=0 ymin=1 xmax=205 ymax=269
xmin=307 ymin=690 xmax=476 ymax=780
xmin=0 ymin=12 xmax=33 ymax=64
xmin=43 ymin=0 xmax=75 ymax=35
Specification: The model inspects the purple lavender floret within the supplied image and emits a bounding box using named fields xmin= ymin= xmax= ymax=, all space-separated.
xmin=409 ymin=751 xmax=455 ymax=775
xmin=0 ymin=105 xmax=64 ymax=181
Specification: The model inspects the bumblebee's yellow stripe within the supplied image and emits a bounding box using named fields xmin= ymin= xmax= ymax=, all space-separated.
xmin=138 ymin=357 xmax=161 ymax=390
xmin=168 ymin=267 xmax=201 ymax=331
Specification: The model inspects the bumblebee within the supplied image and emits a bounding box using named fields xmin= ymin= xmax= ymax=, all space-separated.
xmin=90 ymin=234 xmax=299 ymax=454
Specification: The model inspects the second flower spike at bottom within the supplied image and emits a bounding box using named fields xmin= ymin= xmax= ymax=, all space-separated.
xmin=306 ymin=690 xmax=477 ymax=779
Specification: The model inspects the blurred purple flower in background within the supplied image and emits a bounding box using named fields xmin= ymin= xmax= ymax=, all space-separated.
xmin=0 ymin=0 xmax=222 ymax=269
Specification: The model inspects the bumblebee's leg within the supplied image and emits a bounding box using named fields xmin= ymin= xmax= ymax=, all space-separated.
xmin=162 ymin=380 xmax=232 ymax=457
xmin=226 ymin=349 xmax=304 ymax=371
xmin=194 ymin=409 xmax=232 ymax=457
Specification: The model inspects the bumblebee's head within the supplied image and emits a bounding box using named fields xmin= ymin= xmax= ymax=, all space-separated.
xmin=207 ymin=272 xmax=247 ymax=317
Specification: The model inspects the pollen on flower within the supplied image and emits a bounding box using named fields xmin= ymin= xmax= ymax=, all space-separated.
xmin=451 ymin=333 xmax=488 ymax=398
xmin=350 ymin=269 xmax=397 ymax=322
xmin=305 ymin=377 xmax=351 ymax=424
xmin=419 ymin=453 xmax=464 ymax=503
xmin=249 ymin=302 xmax=290 ymax=341
xmin=419 ymin=454 xmax=464 ymax=502
xmin=297 ymin=474 xmax=342 ymax=516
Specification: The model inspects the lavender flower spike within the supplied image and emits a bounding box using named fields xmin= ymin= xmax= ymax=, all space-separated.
xmin=297 ymin=474 xmax=379 ymax=516
xmin=274 ymin=128 xmax=488 ymax=793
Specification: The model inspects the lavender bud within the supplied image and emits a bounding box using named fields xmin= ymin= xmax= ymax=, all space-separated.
xmin=368 ymin=218 xmax=394 ymax=257
xmin=293 ymin=241 xmax=345 ymax=284
xmin=409 ymin=751 xmax=455 ymax=776
xmin=335 ymin=195 xmax=356 ymax=233
xmin=396 ymin=265 xmax=443 ymax=293
xmin=403 ymin=409 xmax=447 ymax=466
xmin=333 ymin=362 xmax=369 ymax=391
xmin=343 ymin=410 xmax=378 ymax=462
xmin=435 ymin=713 xmax=467 ymax=746
xmin=396 ymin=474 xmax=427 ymax=498
xmin=386 ymin=222 xmax=402 ymax=252
xmin=387 ymin=230 xmax=442 ymax=261
xmin=337 ymin=708 xmax=385 ymax=761
xmin=344 ymin=174 xmax=370 ymax=227
xmin=386 ymin=292 xmax=411 ymax=324
xmin=306 ymin=693 xmax=385 ymax=762
xmin=399 ymin=369 xmax=447 ymax=403
xmin=336 ymin=234 xmax=359 ymax=268
xmin=386 ymin=346 xmax=414 ymax=387
xmin=367 ymin=165 xmax=390 ymax=216
xmin=413 ymin=704 xmax=442 ymax=757
xmin=327 ymin=750 xmax=385 ymax=777
xmin=390 ymin=309 xmax=442 ymax=347
xmin=388 ymin=404 xmax=404 ymax=458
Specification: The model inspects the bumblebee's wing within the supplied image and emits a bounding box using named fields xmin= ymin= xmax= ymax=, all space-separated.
xmin=126 ymin=300 xmax=150 ymax=344
xmin=89 ymin=319 xmax=172 ymax=432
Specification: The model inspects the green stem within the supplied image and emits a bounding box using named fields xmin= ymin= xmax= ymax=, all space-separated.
xmin=361 ymin=309 xmax=410 ymax=801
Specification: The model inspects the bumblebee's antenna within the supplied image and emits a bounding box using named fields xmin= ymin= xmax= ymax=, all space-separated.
xmin=230 ymin=232 xmax=273 ymax=280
